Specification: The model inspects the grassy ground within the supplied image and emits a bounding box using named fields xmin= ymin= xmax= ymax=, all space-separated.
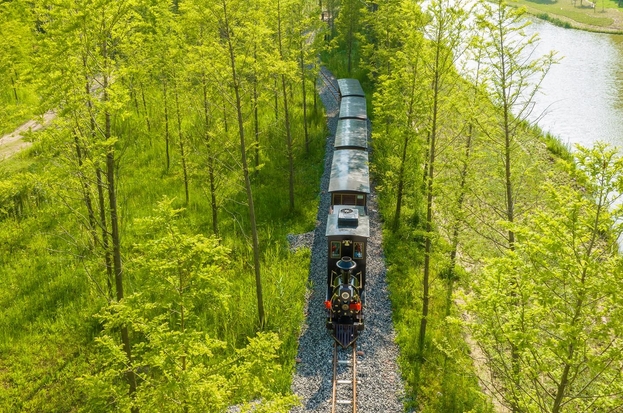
xmin=509 ymin=0 xmax=623 ymax=32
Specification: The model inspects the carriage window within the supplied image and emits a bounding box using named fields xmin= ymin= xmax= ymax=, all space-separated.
xmin=354 ymin=242 xmax=364 ymax=259
xmin=330 ymin=241 xmax=341 ymax=258
xmin=333 ymin=193 xmax=357 ymax=205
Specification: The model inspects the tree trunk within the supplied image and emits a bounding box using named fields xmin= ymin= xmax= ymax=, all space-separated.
xmin=300 ymin=37 xmax=309 ymax=153
xmin=102 ymin=33 xmax=137 ymax=407
xmin=140 ymin=81 xmax=151 ymax=133
xmin=253 ymin=46 xmax=260 ymax=175
xmin=10 ymin=73 xmax=18 ymax=103
xmin=274 ymin=76 xmax=279 ymax=121
xmin=174 ymin=78 xmax=190 ymax=204
xmin=73 ymin=132 xmax=98 ymax=247
xmin=83 ymin=63 xmax=114 ymax=300
xmin=445 ymin=123 xmax=472 ymax=317
xmin=202 ymin=78 xmax=219 ymax=236
xmin=393 ymin=68 xmax=417 ymax=231
xmin=419 ymin=36 xmax=442 ymax=361
xmin=163 ymin=81 xmax=171 ymax=171
xmin=96 ymin=168 xmax=114 ymax=300
xmin=277 ymin=0 xmax=295 ymax=211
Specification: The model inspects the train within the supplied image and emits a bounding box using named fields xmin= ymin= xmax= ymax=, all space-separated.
xmin=324 ymin=78 xmax=370 ymax=348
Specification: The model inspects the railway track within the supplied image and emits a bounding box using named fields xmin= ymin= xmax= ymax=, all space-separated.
xmin=331 ymin=342 xmax=358 ymax=413
xmin=319 ymin=69 xmax=340 ymax=103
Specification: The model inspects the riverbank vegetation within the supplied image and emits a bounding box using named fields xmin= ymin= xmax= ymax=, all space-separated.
xmin=325 ymin=0 xmax=623 ymax=411
xmin=1 ymin=0 xmax=326 ymax=411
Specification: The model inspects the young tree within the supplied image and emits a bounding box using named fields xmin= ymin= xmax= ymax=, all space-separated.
xmin=469 ymin=143 xmax=623 ymax=412
xmin=0 ymin=0 xmax=32 ymax=105
xmin=418 ymin=0 xmax=469 ymax=360
xmin=440 ymin=43 xmax=486 ymax=317
xmin=332 ymin=0 xmax=365 ymax=74
xmin=275 ymin=0 xmax=296 ymax=211
xmin=80 ymin=199 xmax=298 ymax=412
xmin=361 ymin=0 xmax=411 ymax=78
xmin=474 ymin=0 xmax=555 ymax=252
xmin=473 ymin=5 xmax=555 ymax=409
xmin=372 ymin=1 xmax=427 ymax=232
xmin=214 ymin=0 xmax=267 ymax=327
xmin=34 ymin=0 xmax=143 ymax=405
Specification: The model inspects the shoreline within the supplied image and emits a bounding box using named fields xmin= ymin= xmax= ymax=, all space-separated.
xmin=508 ymin=0 xmax=623 ymax=34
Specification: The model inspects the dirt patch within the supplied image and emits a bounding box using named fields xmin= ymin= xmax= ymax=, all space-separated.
xmin=0 ymin=111 xmax=55 ymax=161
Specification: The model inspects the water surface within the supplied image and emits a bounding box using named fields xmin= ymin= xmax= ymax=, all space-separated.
xmin=526 ymin=18 xmax=623 ymax=149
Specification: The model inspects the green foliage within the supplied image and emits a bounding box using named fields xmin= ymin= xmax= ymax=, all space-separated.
xmin=1 ymin=0 xmax=325 ymax=409
xmin=77 ymin=200 xmax=300 ymax=411
xmin=536 ymin=12 xmax=573 ymax=28
xmin=0 ymin=0 xmax=38 ymax=135
xmin=468 ymin=143 xmax=623 ymax=412
xmin=382 ymin=227 xmax=493 ymax=413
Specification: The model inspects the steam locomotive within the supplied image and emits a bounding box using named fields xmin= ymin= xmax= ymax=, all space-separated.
xmin=324 ymin=79 xmax=370 ymax=348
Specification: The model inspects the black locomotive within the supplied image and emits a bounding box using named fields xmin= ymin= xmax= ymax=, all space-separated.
xmin=324 ymin=79 xmax=370 ymax=348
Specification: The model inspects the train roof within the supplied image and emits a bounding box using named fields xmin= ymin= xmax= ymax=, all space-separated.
xmin=337 ymin=79 xmax=365 ymax=97
xmin=326 ymin=206 xmax=370 ymax=238
xmin=334 ymin=119 xmax=368 ymax=150
xmin=328 ymin=149 xmax=370 ymax=194
xmin=339 ymin=96 xmax=367 ymax=120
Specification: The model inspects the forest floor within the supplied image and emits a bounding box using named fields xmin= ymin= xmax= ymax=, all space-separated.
xmin=510 ymin=0 xmax=623 ymax=33
xmin=0 ymin=111 xmax=55 ymax=161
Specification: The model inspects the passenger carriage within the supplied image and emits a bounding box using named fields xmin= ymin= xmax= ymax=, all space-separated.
xmin=337 ymin=78 xmax=365 ymax=98
xmin=339 ymin=96 xmax=367 ymax=121
xmin=328 ymin=149 xmax=369 ymax=212
xmin=334 ymin=118 xmax=368 ymax=150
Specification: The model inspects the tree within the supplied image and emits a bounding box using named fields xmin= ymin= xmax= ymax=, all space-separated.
xmin=440 ymin=42 xmax=486 ymax=317
xmin=372 ymin=1 xmax=427 ymax=231
xmin=80 ymin=199 xmax=298 ymax=412
xmin=0 ymin=0 xmax=32 ymax=105
xmin=469 ymin=143 xmax=623 ymax=412
xmin=473 ymin=5 xmax=555 ymax=409
xmin=216 ymin=0 xmax=267 ymax=328
xmin=475 ymin=0 xmax=555 ymax=252
xmin=361 ymin=0 xmax=409 ymax=78
xmin=418 ymin=0 xmax=469 ymax=360
xmin=332 ymin=0 xmax=365 ymax=74
xmin=34 ymin=0 xmax=143 ymax=405
xmin=275 ymin=0 xmax=296 ymax=211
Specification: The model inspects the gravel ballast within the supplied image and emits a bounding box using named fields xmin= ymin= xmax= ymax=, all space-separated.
xmin=288 ymin=68 xmax=406 ymax=413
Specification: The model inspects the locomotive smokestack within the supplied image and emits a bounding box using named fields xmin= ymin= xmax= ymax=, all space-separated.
xmin=336 ymin=256 xmax=357 ymax=271
xmin=336 ymin=256 xmax=357 ymax=283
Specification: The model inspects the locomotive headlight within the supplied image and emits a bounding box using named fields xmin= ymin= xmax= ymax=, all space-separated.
xmin=341 ymin=291 xmax=350 ymax=300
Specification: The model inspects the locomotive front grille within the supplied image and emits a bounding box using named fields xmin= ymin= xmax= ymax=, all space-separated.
xmin=334 ymin=324 xmax=358 ymax=348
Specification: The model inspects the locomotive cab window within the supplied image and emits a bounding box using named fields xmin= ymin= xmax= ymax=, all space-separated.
xmin=354 ymin=242 xmax=364 ymax=259
xmin=330 ymin=241 xmax=341 ymax=258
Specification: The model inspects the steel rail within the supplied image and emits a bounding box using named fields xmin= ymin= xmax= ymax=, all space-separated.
xmin=320 ymin=69 xmax=340 ymax=103
xmin=331 ymin=342 xmax=358 ymax=413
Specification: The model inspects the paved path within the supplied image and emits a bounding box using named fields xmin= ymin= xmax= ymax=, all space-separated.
xmin=0 ymin=110 xmax=55 ymax=161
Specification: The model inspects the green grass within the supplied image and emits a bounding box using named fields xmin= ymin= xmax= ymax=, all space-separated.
xmin=0 ymin=87 xmax=39 ymax=136
xmin=0 ymin=73 xmax=328 ymax=410
xmin=509 ymin=0 xmax=622 ymax=30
